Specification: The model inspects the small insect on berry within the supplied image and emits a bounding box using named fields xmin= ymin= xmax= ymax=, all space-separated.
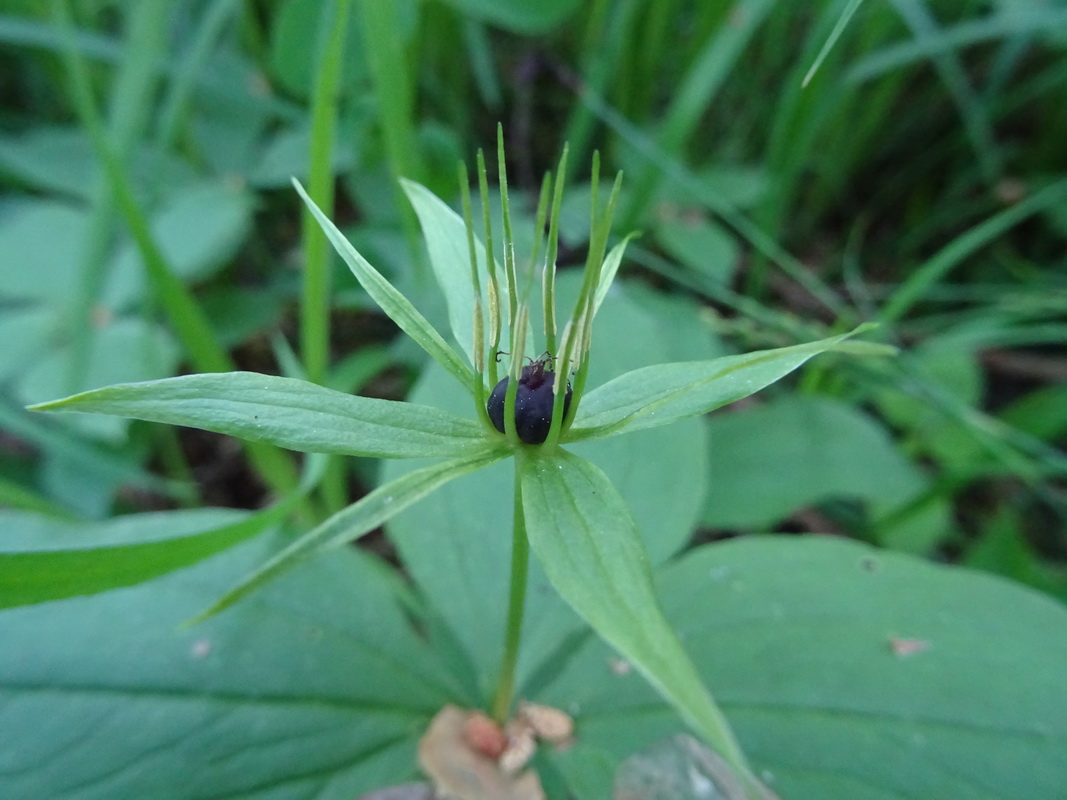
xmin=487 ymin=353 xmax=572 ymax=445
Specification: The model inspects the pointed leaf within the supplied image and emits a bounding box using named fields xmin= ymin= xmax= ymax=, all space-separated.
xmin=402 ymin=179 xmax=488 ymax=368
xmin=593 ymin=233 xmax=637 ymax=315
xmin=293 ymin=179 xmax=476 ymax=391
xmin=31 ymin=372 xmax=487 ymax=459
xmin=519 ymin=448 xmax=752 ymax=777
xmin=0 ymin=508 xmax=273 ymax=609
xmin=570 ymin=328 xmax=891 ymax=439
xmin=197 ymin=447 xmax=508 ymax=619
xmin=0 ymin=455 xmax=325 ymax=610
xmin=401 ymin=180 xmax=539 ymax=363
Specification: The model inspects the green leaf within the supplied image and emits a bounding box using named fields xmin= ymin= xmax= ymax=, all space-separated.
xmin=30 ymin=371 xmax=488 ymax=459
xmin=543 ymin=536 xmax=1067 ymax=799
xmin=293 ymin=179 xmax=477 ymax=391
xmin=0 ymin=507 xmax=272 ymax=609
xmin=402 ymin=178 xmax=489 ymax=368
xmin=0 ymin=126 xmax=100 ymax=199
xmin=102 ymin=179 xmax=254 ymax=311
xmin=702 ymin=395 xmax=950 ymax=553
xmin=592 ymin=233 xmax=637 ymax=315
xmin=0 ymin=455 xmax=325 ymax=610
xmin=0 ymin=198 xmax=87 ymax=303
xmin=383 ymin=281 xmax=716 ymax=698
xmin=0 ymin=531 xmax=457 ymax=798
xmin=519 ymin=448 xmax=752 ymax=777
xmin=569 ymin=329 xmax=885 ymax=440
xmin=197 ymin=447 xmax=508 ymax=619
xmin=653 ymin=215 xmax=738 ymax=287
xmin=0 ymin=307 xmax=56 ymax=384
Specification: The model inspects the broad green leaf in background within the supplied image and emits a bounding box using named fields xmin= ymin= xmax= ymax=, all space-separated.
xmin=0 ymin=198 xmax=88 ymax=302
xmin=0 ymin=306 xmax=58 ymax=382
xmin=0 ymin=126 xmax=195 ymax=201
xmin=703 ymin=395 xmax=951 ymax=553
xmin=520 ymin=448 xmax=751 ymax=777
xmin=542 ymin=536 xmax=1067 ymax=799
xmin=0 ymin=401 xmax=181 ymax=514
xmin=0 ymin=531 xmax=460 ymax=799
xmin=570 ymin=330 xmax=890 ymax=439
xmin=653 ymin=215 xmax=739 ymax=288
xmin=0 ymin=126 xmax=99 ymax=199
xmin=248 ymin=121 xmax=356 ymax=188
xmin=30 ymin=371 xmax=488 ymax=459
xmin=100 ymin=179 xmax=254 ymax=311
xmin=268 ymin=0 xmax=366 ymax=100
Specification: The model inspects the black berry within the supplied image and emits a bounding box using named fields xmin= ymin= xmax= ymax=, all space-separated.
xmin=487 ymin=357 xmax=572 ymax=444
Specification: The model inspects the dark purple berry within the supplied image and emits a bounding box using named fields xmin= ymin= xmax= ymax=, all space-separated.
xmin=487 ymin=357 xmax=572 ymax=445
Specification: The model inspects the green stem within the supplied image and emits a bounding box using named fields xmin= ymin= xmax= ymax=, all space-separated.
xmin=155 ymin=426 xmax=201 ymax=508
xmin=301 ymin=0 xmax=349 ymax=386
xmin=357 ymin=0 xmax=422 ymax=248
xmin=301 ymin=0 xmax=352 ymax=518
xmin=491 ymin=457 xmax=530 ymax=722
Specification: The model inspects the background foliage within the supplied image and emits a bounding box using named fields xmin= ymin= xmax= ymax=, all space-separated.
xmin=1 ymin=1 xmax=1065 ymax=798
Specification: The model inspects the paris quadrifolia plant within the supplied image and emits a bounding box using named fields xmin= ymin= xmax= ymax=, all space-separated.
xmin=31 ymin=133 xmax=890 ymax=795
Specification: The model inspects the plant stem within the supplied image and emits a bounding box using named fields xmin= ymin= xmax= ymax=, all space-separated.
xmin=301 ymin=0 xmax=352 ymax=518
xmin=491 ymin=458 xmax=530 ymax=722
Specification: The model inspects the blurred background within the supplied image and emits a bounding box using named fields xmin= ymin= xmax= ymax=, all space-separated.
xmin=1 ymin=0 xmax=1064 ymax=598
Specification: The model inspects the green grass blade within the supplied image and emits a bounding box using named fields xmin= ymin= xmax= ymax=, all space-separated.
xmin=294 ymin=179 xmax=478 ymax=392
xmin=846 ymin=8 xmax=1067 ymax=84
xmin=301 ymin=0 xmax=350 ymax=386
xmin=30 ymin=372 xmax=490 ymax=459
xmin=356 ymin=0 xmax=423 ymax=240
xmin=300 ymin=0 xmax=353 ymax=519
xmin=623 ymin=0 xmax=776 ymax=223
xmin=889 ymin=0 xmax=1000 ymax=183
xmin=802 ymin=0 xmax=868 ymax=87
xmin=879 ymin=177 xmax=1067 ymax=324
xmin=577 ymin=83 xmax=846 ymax=317
xmin=193 ymin=447 xmax=508 ymax=621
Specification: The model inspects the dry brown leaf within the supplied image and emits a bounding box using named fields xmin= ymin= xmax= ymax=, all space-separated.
xmin=418 ymin=705 xmax=544 ymax=800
